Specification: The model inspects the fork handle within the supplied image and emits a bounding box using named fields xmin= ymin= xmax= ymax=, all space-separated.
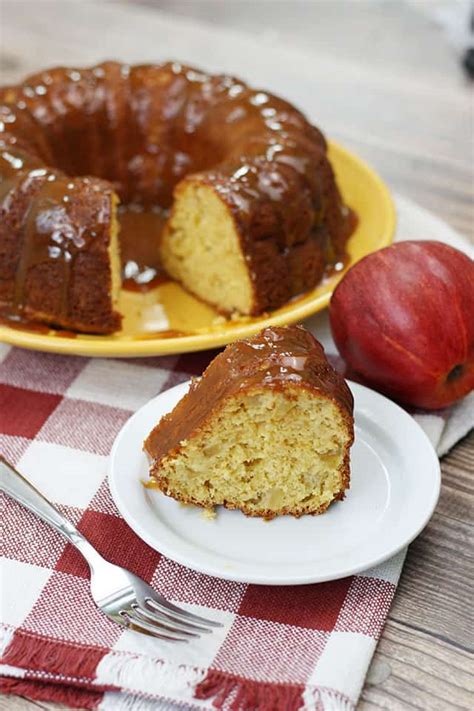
xmin=0 ymin=456 xmax=103 ymax=564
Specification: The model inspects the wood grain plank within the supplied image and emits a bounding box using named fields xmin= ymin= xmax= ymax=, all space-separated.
xmin=361 ymin=618 xmax=473 ymax=710
xmin=0 ymin=698 xmax=61 ymax=710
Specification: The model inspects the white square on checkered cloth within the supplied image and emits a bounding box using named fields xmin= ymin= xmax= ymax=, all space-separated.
xmin=0 ymin=344 xmax=11 ymax=364
xmin=66 ymin=359 xmax=175 ymax=411
xmin=19 ymin=441 xmax=106 ymax=509
xmin=308 ymin=632 xmax=377 ymax=704
xmin=1 ymin=560 xmax=52 ymax=628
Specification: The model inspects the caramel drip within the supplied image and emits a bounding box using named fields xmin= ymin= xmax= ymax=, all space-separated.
xmin=0 ymin=150 xmax=47 ymax=233
xmin=114 ymin=64 xmax=132 ymax=198
xmin=0 ymin=172 xmax=17 ymax=203
xmin=90 ymin=66 xmax=111 ymax=180
xmin=0 ymin=147 xmax=42 ymax=179
xmin=12 ymin=174 xmax=87 ymax=319
xmin=13 ymin=174 xmax=57 ymax=312
xmin=0 ymin=315 xmax=50 ymax=334
xmin=55 ymin=329 xmax=78 ymax=338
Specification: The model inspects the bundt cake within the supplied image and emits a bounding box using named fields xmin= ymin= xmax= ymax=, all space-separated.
xmin=144 ymin=325 xmax=354 ymax=519
xmin=0 ymin=61 xmax=356 ymax=334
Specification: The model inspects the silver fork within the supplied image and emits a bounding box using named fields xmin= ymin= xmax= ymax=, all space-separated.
xmin=0 ymin=456 xmax=222 ymax=642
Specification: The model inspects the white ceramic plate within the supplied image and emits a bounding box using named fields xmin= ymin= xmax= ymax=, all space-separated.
xmin=108 ymin=380 xmax=440 ymax=585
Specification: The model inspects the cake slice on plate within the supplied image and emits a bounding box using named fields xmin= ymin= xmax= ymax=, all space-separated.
xmin=144 ymin=325 xmax=354 ymax=519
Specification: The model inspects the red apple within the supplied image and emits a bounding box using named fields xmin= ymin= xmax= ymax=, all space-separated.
xmin=329 ymin=240 xmax=474 ymax=409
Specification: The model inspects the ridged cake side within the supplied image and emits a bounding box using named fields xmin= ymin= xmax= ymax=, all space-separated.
xmin=0 ymin=167 xmax=122 ymax=333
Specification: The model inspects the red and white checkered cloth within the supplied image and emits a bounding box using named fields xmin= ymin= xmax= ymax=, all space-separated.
xmin=1 ymin=197 xmax=473 ymax=711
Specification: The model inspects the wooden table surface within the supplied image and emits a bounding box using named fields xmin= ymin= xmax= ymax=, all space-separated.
xmin=1 ymin=1 xmax=473 ymax=709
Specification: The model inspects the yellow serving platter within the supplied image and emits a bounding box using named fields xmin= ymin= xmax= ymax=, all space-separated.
xmin=0 ymin=142 xmax=395 ymax=357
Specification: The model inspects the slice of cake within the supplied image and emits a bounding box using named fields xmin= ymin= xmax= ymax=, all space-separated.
xmin=144 ymin=325 xmax=354 ymax=519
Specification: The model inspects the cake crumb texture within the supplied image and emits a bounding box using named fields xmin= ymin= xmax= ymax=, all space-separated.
xmin=152 ymin=386 xmax=351 ymax=519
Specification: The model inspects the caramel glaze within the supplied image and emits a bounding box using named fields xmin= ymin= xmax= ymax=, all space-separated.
xmin=0 ymin=315 xmax=50 ymax=334
xmin=54 ymin=329 xmax=78 ymax=338
xmin=118 ymin=204 xmax=170 ymax=290
xmin=0 ymin=166 xmax=121 ymax=333
xmin=0 ymin=61 xmax=356 ymax=333
xmin=144 ymin=325 xmax=354 ymax=469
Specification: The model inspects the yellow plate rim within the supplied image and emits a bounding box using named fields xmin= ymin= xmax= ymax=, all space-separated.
xmin=0 ymin=141 xmax=396 ymax=357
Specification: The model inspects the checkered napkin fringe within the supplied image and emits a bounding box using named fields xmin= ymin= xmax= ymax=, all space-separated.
xmin=2 ymin=338 xmax=472 ymax=711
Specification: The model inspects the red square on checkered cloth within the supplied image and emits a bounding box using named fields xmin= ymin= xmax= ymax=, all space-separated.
xmin=238 ymin=578 xmax=352 ymax=630
xmin=0 ymin=384 xmax=61 ymax=438
xmin=56 ymin=510 xmax=161 ymax=581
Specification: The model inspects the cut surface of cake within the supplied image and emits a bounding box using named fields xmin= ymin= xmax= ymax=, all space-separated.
xmin=144 ymin=325 xmax=354 ymax=519
xmin=0 ymin=61 xmax=356 ymax=333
